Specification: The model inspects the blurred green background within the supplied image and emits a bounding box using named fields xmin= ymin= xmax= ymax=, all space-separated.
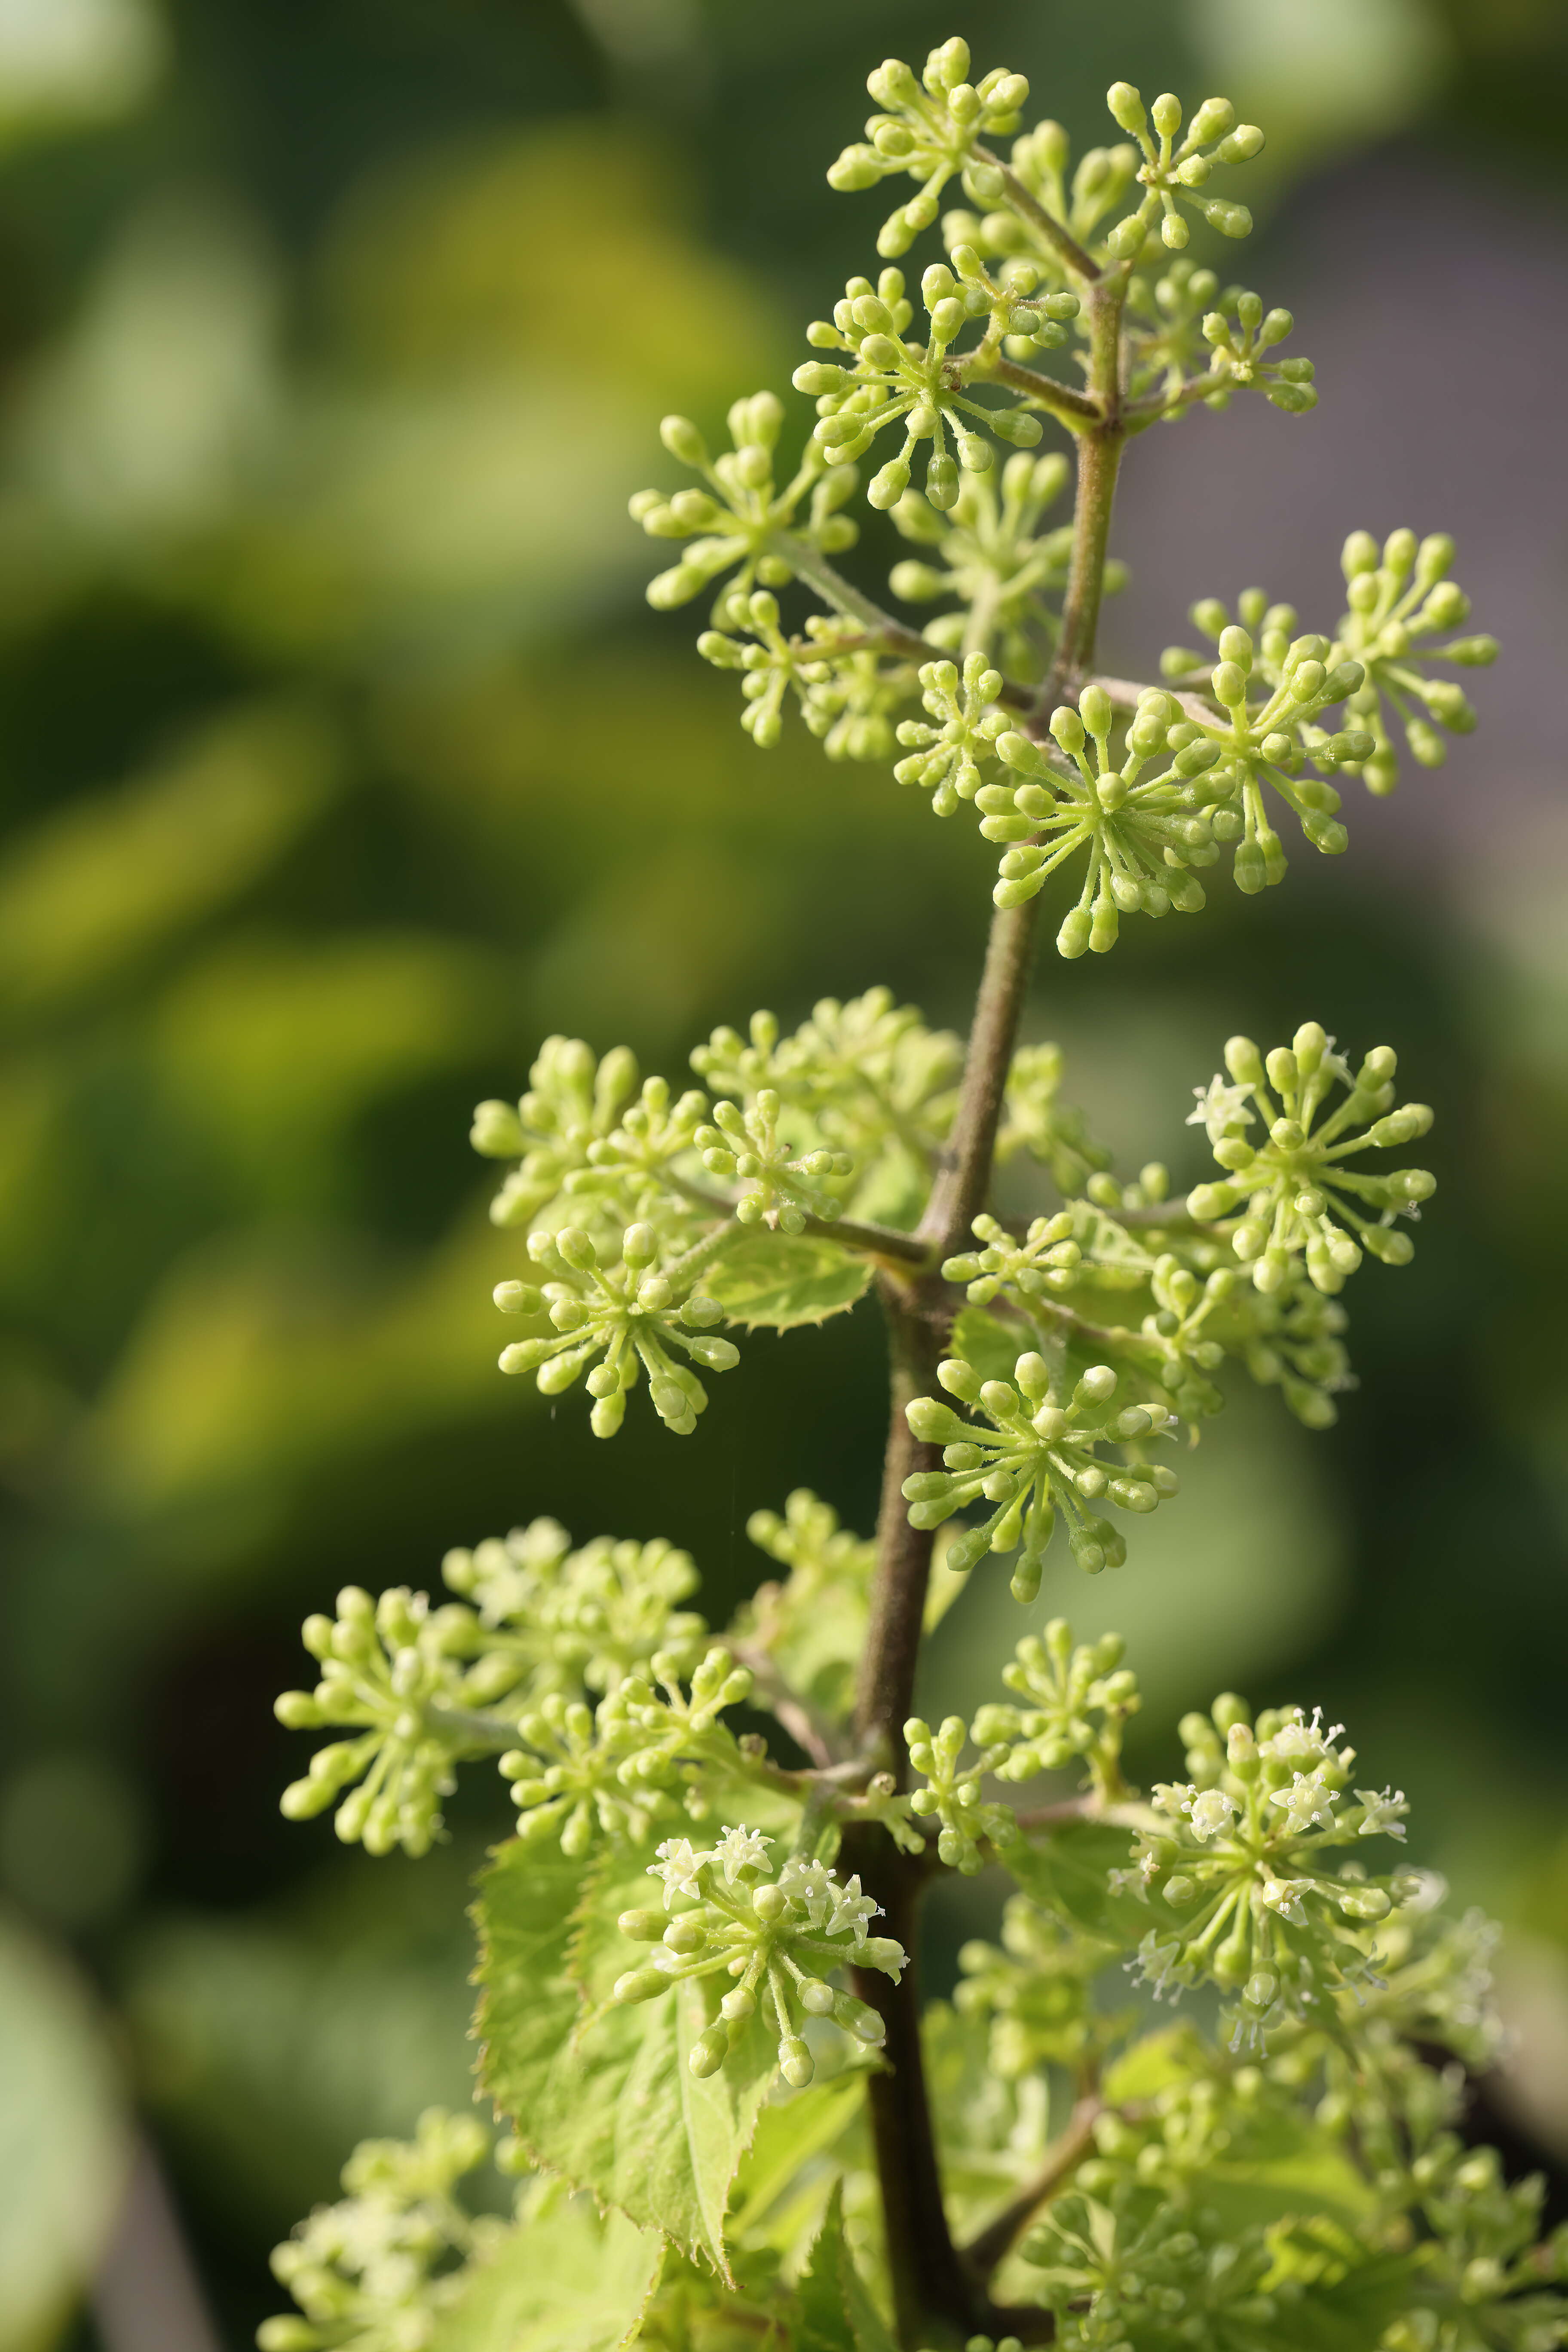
xmin=2 ymin=0 xmax=1567 ymax=2343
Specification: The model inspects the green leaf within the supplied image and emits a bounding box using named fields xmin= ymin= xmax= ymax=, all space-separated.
xmin=727 ymin=2072 xmax=866 ymax=2254
xmin=429 ymin=2192 xmax=662 ymax=2352
xmin=1003 ymin=1818 xmax=1152 ymax=1947
xmin=474 ymin=1839 xmax=775 ymax=2280
xmin=706 ymin=1233 xmax=870 ymax=1329
xmin=1102 ymin=2028 xmax=1375 ymax=2240
xmin=795 ymin=2180 xmax=896 ymax=2352
xmin=950 ymin=1304 xmax=1025 ymax=1385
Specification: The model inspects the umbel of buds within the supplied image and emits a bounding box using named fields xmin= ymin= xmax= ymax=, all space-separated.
xmin=902 ymin=1352 xmax=1179 ymax=1601
xmin=613 ymin=1829 xmax=904 ymax=2088
xmin=1187 ymin=1023 xmax=1434 ymax=1293
xmin=1119 ymin=1694 xmax=1410 ymax=2047
xmin=495 ymin=1221 xmax=738 ymax=1436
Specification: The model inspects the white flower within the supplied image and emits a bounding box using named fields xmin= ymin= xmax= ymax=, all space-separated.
xmin=649 ymin=1836 xmax=707 ymax=1906
xmin=1259 ymin=1877 xmax=1310 ymax=1926
xmin=1152 ymin=1780 xmax=1197 ymax=1819
xmin=709 ymin=1824 xmax=772 ymax=1882
xmin=778 ymin=1856 xmax=835 ymax=1926
xmin=1188 ymin=1075 xmax=1255 ymax=1145
xmin=1268 ymin=1770 xmax=1336 ymax=1834
xmin=1261 ymin=1706 xmax=1344 ymax=1769
xmin=1184 ymin=1788 xmax=1237 ymax=1840
xmin=1354 ymin=1787 xmax=1408 ymax=1841
xmin=824 ymin=1871 xmax=881 ymax=1945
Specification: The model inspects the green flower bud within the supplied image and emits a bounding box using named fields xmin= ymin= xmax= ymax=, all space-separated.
xmin=660 ymin=416 xmax=707 ymax=467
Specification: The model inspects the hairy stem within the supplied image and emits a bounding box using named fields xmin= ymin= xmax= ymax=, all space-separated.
xmin=775 ymin=535 xmax=935 ymax=655
xmin=982 ymin=353 xmax=1100 ymax=430
xmin=976 ymin=150 xmax=1101 ymax=284
xmin=1091 ymin=671 xmax=1219 ymax=730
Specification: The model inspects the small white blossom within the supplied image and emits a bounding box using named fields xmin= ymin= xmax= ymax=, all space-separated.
xmin=1188 ymin=1074 xmax=1255 ymax=1146
xmin=1268 ymin=1770 xmax=1337 ymax=1833
xmin=1152 ymin=1780 xmax=1198 ymax=1819
xmin=824 ymin=1871 xmax=881 ymax=1945
xmin=650 ymin=1836 xmax=707 ymax=1906
xmin=1261 ymin=1706 xmax=1344 ymax=1769
xmin=777 ymin=1856 xmax=836 ymax=1926
xmin=1354 ymin=1786 xmax=1408 ymax=1841
xmin=1184 ymin=1788 xmax=1237 ymax=1840
xmin=1259 ymin=1877 xmax=1311 ymax=1925
xmin=710 ymin=1824 xmax=773 ymax=1881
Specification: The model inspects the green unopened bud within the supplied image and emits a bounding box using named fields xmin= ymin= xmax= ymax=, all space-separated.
xmin=660 ymin=416 xmax=707 ymax=467
xmin=1107 ymin=81 xmax=1147 ymax=135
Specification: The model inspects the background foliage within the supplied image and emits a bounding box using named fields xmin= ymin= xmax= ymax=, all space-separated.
xmin=1 ymin=0 xmax=1567 ymax=2343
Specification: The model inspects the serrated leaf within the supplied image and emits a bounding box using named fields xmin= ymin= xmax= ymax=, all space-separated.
xmin=474 ymin=1839 xmax=774 ymax=2280
xmin=950 ymin=1304 xmax=1025 ymax=1385
xmin=795 ymin=2180 xmax=896 ymax=2352
xmin=1003 ymin=1817 xmax=1152 ymax=1947
xmin=429 ymin=2196 xmax=662 ymax=2352
xmin=707 ymin=1233 xmax=870 ymax=1329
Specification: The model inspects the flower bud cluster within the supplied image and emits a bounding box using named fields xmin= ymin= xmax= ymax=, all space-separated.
xmin=1196 ymin=287 xmax=1317 ymax=412
xmin=955 ymin=1896 xmax=1118 ymax=2078
xmin=826 ymin=40 xmax=1031 ymax=260
xmin=698 ymin=602 xmax=909 ymax=761
xmin=694 ymin=1091 xmax=854 ymax=1235
xmin=797 ymin=263 xmax=1042 ymax=513
xmin=275 ymin=1586 xmax=507 ymax=1858
xmin=633 ymin=392 xmax=858 ymax=626
xmin=1335 ymin=527 xmax=1497 ymax=793
xmin=903 ymin=1714 xmax=1020 ymax=1873
xmin=1186 ymin=1023 xmax=1435 ymax=1294
xmin=982 ymin=683 xmax=1218 ymax=938
xmin=472 ymin=991 xmax=959 ymax=1443
xmin=1124 ymin=255 xmax=1223 ymax=405
xmin=441 ymin=1520 xmax=706 ymax=1697
xmin=1167 ymin=623 xmax=1367 ymax=891
xmin=893 ymin=652 xmax=1010 ymax=813
xmin=1022 ymin=2181 xmax=1244 ymax=2350
xmin=613 ymin=1828 xmax=904 ymax=2089
xmin=902 ymin=1351 xmax=1180 ymax=1601
xmin=888 ymin=450 xmax=1083 ymax=683
xmin=1102 ymin=83 xmax=1264 ymax=255
xmin=496 ymin=1221 xmax=739 ymax=1436
xmin=472 ymin=1032 xmax=641 ymax=1229
xmin=1118 ymin=1693 xmax=1411 ymax=2040
xmin=502 ymin=1647 xmax=754 ymax=1856
xmin=259 ymin=2109 xmax=492 ymax=2352
xmin=946 ymin=1188 xmax=1354 ymax=1433
xmin=689 ymin=990 xmax=960 ymax=1177
xmin=276 ymin=1518 xmax=725 ymax=1856
xmin=973 ymin=1619 xmax=1139 ymax=1800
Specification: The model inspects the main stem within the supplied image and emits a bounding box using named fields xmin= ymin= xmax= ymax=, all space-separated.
xmin=850 ymin=268 xmax=1129 ymax=2351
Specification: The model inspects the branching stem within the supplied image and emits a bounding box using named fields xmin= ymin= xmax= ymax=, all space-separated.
xmin=963 ymin=2095 xmax=1105 ymax=2277
xmin=847 ymin=247 xmax=1134 ymax=2351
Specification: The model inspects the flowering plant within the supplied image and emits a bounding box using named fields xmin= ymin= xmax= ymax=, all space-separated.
xmin=263 ymin=37 xmax=1559 ymax=2352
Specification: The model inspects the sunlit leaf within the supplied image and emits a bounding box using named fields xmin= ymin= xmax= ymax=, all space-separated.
xmin=707 ymin=1233 xmax=870 ymax=1329
xmin=430 ymin=2192 xmax=661 ymax=2352
xmin=475 ymin=1840 xmax=773 ymax=2279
